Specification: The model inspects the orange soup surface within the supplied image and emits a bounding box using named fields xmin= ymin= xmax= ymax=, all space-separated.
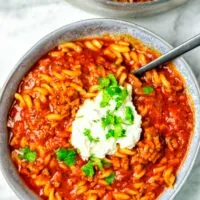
xmin=8 ymin=35 xmax=194 ymax=200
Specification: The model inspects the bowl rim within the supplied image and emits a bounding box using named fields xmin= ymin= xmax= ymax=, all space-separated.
xmin=68 ymin=0 xmax=188 ymax=17
xmin=99 ymin=0 xmax=171 ymax=6
xmin=0 ymin=18 xmax=200 ymax=200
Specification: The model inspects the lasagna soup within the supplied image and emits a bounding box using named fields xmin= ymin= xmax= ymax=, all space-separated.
xmin=8 ymin=34 xmax=194 ymax=200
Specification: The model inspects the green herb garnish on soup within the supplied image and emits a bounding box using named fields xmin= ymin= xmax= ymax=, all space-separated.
xmin=19 ymin=146 xmax=37 ymax=162
xmin=90 ymin=156 xmax=103 ymax=169
xmin=55 ymin=148 xmax=76 ymax=166
xmin=125 ymin=106 xmax=134 ymax=124
xmin=142 ymin=86 xmax=154 ymax=94
xmin=105 ymin=173 xmax=116 ymax=185
xmin=81 ymin=161 xmax=95 ymax=177
xmin=83 ymin=128 xmax=99 ymax=142
xmin=99 ymin=77 xmax=110 ymax=88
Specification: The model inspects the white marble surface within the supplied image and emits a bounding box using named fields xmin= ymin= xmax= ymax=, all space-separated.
xmin=0 ymin=0 xmax=200 ymax=199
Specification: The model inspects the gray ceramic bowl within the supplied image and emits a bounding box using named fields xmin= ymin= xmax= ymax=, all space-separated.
xmin=0 ymin=19 xmax=200 ymax=200
xmin=68 ymin=0 xmax=188 ymax=17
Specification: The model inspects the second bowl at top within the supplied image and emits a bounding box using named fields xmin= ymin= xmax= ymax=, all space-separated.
xmin=69 ymin=0 xmax=188 ymax=17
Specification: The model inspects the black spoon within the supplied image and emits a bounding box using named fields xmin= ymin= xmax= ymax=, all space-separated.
xmin=134 ymin=34 xmax=200 ymax=76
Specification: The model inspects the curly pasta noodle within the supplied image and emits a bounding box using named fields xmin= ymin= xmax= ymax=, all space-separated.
xmin=8 ymin=35 xmax=194 ymax=200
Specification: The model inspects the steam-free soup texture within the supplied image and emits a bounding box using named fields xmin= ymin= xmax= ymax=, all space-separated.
xmin=8 ymin=34 xmax=194 ymax=200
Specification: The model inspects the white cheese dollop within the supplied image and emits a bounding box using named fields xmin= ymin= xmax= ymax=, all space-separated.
xmin=71 ymin=84 xmax=142 ymax=160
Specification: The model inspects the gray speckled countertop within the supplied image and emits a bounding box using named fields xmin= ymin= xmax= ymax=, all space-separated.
xmin=0 ymin=0 xmax=200 ymax=199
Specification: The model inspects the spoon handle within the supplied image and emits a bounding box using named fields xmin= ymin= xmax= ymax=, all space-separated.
xmin=134 ymin=34 xmax=200 ymax=76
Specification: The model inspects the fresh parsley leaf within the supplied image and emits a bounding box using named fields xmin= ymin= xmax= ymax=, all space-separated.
xmin=142 ymin=86 xmax=154 ymax=95
xmin=114 ymin=116 xmax=123 ymax=124
xmin=102 ymin=111 xmax=124 ymax=130
xmin=81 ymin=161 xmax=95 ymax=177
xmin=105 ymin=173 xmax=116 ymax=185
xmin=19 ymin=147 xmax=37 ymax=162
xmin=101 ymin=111 xmax=115 ymax=128
xmin=90 ymin=156 xmax=103 ymax=169
xmin=106 ymin=124 xmax=126 ymax=140
xmin=99 ymin=77 xmax=110 ymax=88
xmin=115 ymin=97 xmax=123 ymax=110
xmin=106 ymin=86 xmax=122 ymax=97
xmin=114 ymin=124 xmax=126 ymax=138
xmin=106 ymin=129 xmax=115 ymax=139
xmin=99 ymin=74 xmax=128 ymax=109
xmin=55 ymin=148 xmax=76 ymax=166
xmin=115 ymin=89 xmax=128 ymax=110
xmin=125 ymin=106 xmax=134 ymax=124
xmin=100 ymin=90 xmax=111 ymax=108
xmin=108 ymin=74 xmax=118 ymax=86
xmin=83 ymin=128 xmax=99 ymax=142
xmin=121 ymin=89 xmax=128 ymax=100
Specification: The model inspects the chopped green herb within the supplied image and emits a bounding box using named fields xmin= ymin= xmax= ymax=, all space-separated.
xmin=115 ymin=89 xmax=128 ymax=110
xmin=125 ymin=106 xmax=134 ymax=124
xmin=101 ymin=111 xmax=115 ymax=128
xmin=90 ymin=156 xmax=103 ymax=169
xmin=121 ymin=88 xmax=128 ymax=99
xmin=101 ymin=111 xmax=123 ymax=129
xmin=100 ymin=90 xmax=111 ymax=108
xmin=99 ymin=77 xmax=110 ymax=88
xmin=76 ymin=115 xmax=84 ymax=119
xmin=19 ymin=147 xmax=37 ymax=162
xmin=115 ymin=97 xmax=123 ymax=110
xmin=106 ymin=129 xmax=115 ymax=139
xmin=108 ymin=74 xmax=118 ymax=86
xmin=81 ymin=161 xmax=94 ymax=177
xmin=55 ymin=148 xmax=76 ymax=166
xmin=106 ymin=86 xmax=122 ymax=97
xmin=114 ymin=116 xmax=123 ymax=124
xmin=114 ymin=124 xmax=126 ymax=138
xmin=90 ymin=156 xmax=111 ymax=170
xmin=102 ymin=159 xmax=112 ymax=167
xmin=83 ymin=128 xmax=99 ymax=142
xmin=105 ymin=173 xmax=116 ymax=185
xmin=93 ymin=119 xmax=100 ymax=123
xmin=142 ymin=86 xmax=154 ymax=94
xmin=106 ymin=127 xmax=125 ymax=139
xmin=99 ymin=74 xmax=128 ymax=109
